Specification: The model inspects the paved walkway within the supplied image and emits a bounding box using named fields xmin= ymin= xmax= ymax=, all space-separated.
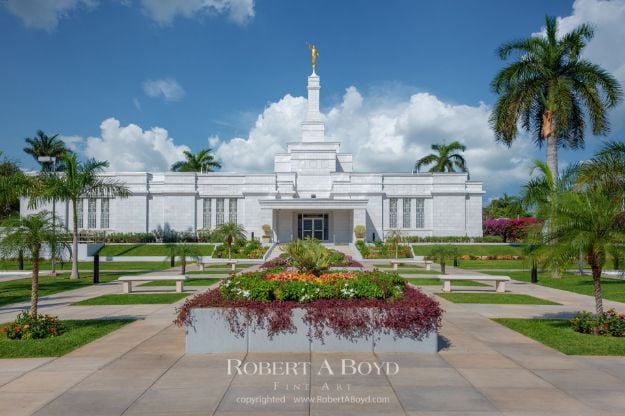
xmin=1 ymin=265 xmax=625 ymax=415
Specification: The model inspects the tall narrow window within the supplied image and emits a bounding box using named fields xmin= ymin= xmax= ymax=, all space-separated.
xmin=415 ymin=198 xmax=425 ymax=228
xmin=389 ymin=198 xmax=398 ymax=228
xmin=203 ymin=198 xmax=212 ymax=229
xmin=402 ymin=198 xmax=411 ymax=228
xmin=216 ymin=198 xmax=224 ymax=226
xmin=76 ymin=199 xmax=83 ymax=228
xmin=88 ymin=198 xmax=97 ymax=229
xmin=100 ymin=199 xmax=109 ymax=229
xmin=229 ymin=198 xmax=237 ymax=224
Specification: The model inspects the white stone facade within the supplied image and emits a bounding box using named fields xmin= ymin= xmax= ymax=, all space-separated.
xmin=22 ymin=71 xmax=484 ymax=242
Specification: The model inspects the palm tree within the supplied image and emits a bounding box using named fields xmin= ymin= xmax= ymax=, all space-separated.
xmin=490 ymin=15 xmax=622 ymax=179
xmin=0 ymin=213 xmax=65 ymax=316
xmin=415 ymin=141 xmax=467 ymax=173
xmin=166 ymin=243 xmax=202 ymax=275
xmin=543 ymin=183 xmax=625 ymax=315
xmin=521 ymin=160 xmax=578 ymax=221
xmin=171 ymin=149 xmax=221 ymax=173
xmin=23 ymin=130 xmax=68 ymax=171
xmin=213 ymin=222 xmax=246 ymax=259
xmin=36 ymin=153 xmax=130 ymax=279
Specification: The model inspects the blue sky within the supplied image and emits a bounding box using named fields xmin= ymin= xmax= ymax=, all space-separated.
xmin=1 ymin=0 xmax=624 ymax=199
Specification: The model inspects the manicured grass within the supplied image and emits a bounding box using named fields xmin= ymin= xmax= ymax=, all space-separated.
xmin=487 ymin=270 xmax=625 ymax=304
xmin=372 ymin=263 xmax=424 ymax=269
xmin=412 ymin=244 xmax=524 ymax=256
xmin=187 ymin=270 xmax=238 ymax=275
xmin=494 ymin=318 xmax=625 ymax=355
xmin=0 ymin=319 xmax=133 ymax=358
xmin=141 ymin=278 xmax=221 ymax=287
xmin=436 ymin=292 xmax=560 ymax=305
xmin=201 ymin=264 xmax=248 ymax=269
xmin=395 ymin=269 xmax=441 ymax=275
xmin=0 ymin=260 xmax=174 ymax=271
xmin=406 ymin=278 xmax=485 ymax=286
xmin=98 ymin=244 xmax=214 ymax=257
xmin=0 ymin=272 xmax=136 ymax=307
xmin=72 ymin=293 xmax=189 ymax=305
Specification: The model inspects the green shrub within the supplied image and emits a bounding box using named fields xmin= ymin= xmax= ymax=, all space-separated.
xmin=219 ymin=270 xmax=405 ymax=303
xmin=355 ymin=240 xmax=370 ymax=257
xmin=2 ymin=311 xmax=63 ymax=340
xmin=571 ymin=309 xmax=625 ymax=337
xmin=287 ymin=239 xmax=331 ymax=276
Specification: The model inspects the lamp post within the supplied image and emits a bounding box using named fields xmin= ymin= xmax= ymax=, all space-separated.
xmin=38 ymin=156 xmax=58 ymax=276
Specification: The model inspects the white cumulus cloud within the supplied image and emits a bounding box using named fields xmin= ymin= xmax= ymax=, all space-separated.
xmin=3 ymin=0 xmax=96 ymax=31
xmin=143 ymin=78 xmax=185 ymax=102
xmin=538 ymin=0 xmax=625 ymax=130
xmin=140 ymin=0 xmax=255 ymax=26
xmin=211 ymin=86 xmax=536 ymax=195
xmin=63 ymin=118 xmax=189 ymax=172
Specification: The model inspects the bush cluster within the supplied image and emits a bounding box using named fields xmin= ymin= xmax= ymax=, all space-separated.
xmin=403 ymin=235 xmax=504 ymax=243
xmin=1 ymin=312 xmax=63 ymax=340
xmin=571 ymin=309 xmax=625 ymax=337
xmin=219 ymin=270 xmax=405 ymax=303
xmin=263 ymin=244 xmax=362 ymax=271
xmin=483 ymin=217 xmax=538 ymax=243
xmin=213 ymin=239 xmax=266 ymax=259
xmin=355 ymin=240 xmax=413 ymax=259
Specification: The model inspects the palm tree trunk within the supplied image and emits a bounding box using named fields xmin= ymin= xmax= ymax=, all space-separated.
xmin=181 ymin=259 xmax=186 ymax=275
xmin=31 ymin=247 xmax=40 ymax=317
xmin=542 ymin=111 xmax=558 ymax=180
xmin=588 ymin=254 xmax=604 ymax=315
xmin=70 ymin=198 xmax=79 ymax=279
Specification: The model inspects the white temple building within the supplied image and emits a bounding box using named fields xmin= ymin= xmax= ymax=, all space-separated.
xmin=22 ymin=69 xmax=484 ymax=243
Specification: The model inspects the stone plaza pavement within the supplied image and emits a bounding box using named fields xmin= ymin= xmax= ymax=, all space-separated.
xmin=2 ymin=267 xmax=625 ymax=415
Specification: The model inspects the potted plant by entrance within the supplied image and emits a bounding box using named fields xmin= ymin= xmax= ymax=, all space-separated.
xmin=261 ymin=224 xmax=271 ymax=243
xmin=353 ymin=224 xmax=365 ymax=240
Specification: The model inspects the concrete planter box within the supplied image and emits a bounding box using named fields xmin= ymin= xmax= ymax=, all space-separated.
xmin=185 ymin=307 xmax=438 ymax=353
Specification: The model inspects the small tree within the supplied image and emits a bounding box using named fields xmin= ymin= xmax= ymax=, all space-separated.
xmin=0 ymin=213 xmax=65 ymax=316
xmin=385 ymin=229 xmax=403 ymax=259
xmin=214 ymin=222 xmax=246 ymax=259
xmin=428 ymin=245 xmax=458 ymax=275
xmin=166 ymin=243 xmax=202 ymax=275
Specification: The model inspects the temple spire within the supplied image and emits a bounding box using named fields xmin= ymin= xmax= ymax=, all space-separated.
xmin=301 ymin=70 xmax=325 ymax=141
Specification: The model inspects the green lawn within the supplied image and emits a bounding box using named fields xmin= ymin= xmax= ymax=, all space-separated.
xmin=0 ymin=272 xmax=135 ymax=307
xmin=487 ymin=270 xmax=625 ymax=304
xmin=436 ymin=292 xmax=560 ymax=305
xmin=141 ymin=278 xmax=221 ymax=287
xmin=406 ymin=278 xmax=485 ymax=286
xmin=0 ymin=319 xmax=133 ymax=358
xmin=372 ymin=263 xmax=425 ymax=269
xmin=187 ymin=270 xmax=238 ymax=275
xmin=72 ymin=293 xmax=189 ymax=305
xmin=494 ymin=318 xmax=625 ymax=355
xmin=98 ymin=244 xmax=214 ymax=257
xmin=0 ymin=260 xmax=175 ymax=271
xmin=412 ymin=244 xmax=524 ymax=256
xmin=396 ymin=269 xmax=441 ymax=275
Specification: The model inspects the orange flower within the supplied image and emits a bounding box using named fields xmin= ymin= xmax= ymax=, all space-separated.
xmin=264 ymin=271 xmax=357 ymax=284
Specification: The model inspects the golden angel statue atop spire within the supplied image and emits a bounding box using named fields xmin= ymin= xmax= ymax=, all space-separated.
xmin=307 ymin=43 xmax=319 ymax=72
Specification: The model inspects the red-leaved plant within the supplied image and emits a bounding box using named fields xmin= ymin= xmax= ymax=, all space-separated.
xmin=175 ymin=286 xmax=442 ymax=342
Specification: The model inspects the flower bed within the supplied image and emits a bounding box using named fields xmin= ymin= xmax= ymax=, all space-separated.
xmin=355 ymin=240 xmax=413 ymax=259
xmin=176 ymin=269 xmax=442 ymax=353
xmin=261 ymin=247 xmax=363 ymax=270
